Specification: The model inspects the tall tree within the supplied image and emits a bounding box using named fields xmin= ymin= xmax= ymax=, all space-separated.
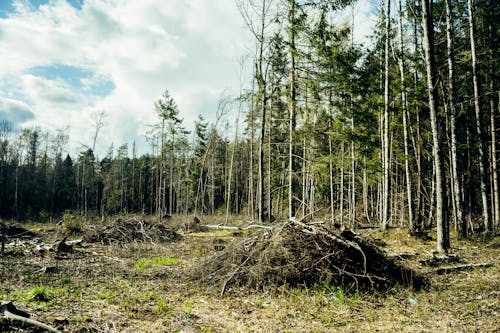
xmin=444 ymin=0 xmax=466 ymax=238
xmin=154 ymin=89 xmax=182 ymax=217
xmin=421 ymin=0 xmax=449 ymax=252
xmin=467 ymin=0 xmax=490 ymax=232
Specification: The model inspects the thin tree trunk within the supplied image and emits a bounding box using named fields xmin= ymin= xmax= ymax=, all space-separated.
xmin=468 ymin=0 xmax=490 ymax=231
xmin=350 ymin=117 xmax=356 ymax=228
xmin=226 ymin=95 xmax=242 ymax=225
xmin=363 ymin=155 xmax=370 ymax=224
xmin=288 ymin=0 xmax=297 ymax=219
xmin=492 ymin=92 xmax=499 ymax=230
xmin=267 ymin=117 xmax=272 ymax=222
xmin=382 ymin=0 xmax=391 ymax=231
xmin=340 ymin=141 xmax=345 ymax=227
xmin=329 ymin=127 xmax=335 ymax=223
xmin=422 ymin=0 xmax=449 ymax=252
xmin=397 ymin=0 xmax=414 ymax=230
xmin=445 ymin=0 xmax=466 ymax=238
xmin=412 ymin=7 xmax=424 ymax=231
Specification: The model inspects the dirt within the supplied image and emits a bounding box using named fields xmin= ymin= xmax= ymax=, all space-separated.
xmin=0 ymin=217 xmax=498 ymax=332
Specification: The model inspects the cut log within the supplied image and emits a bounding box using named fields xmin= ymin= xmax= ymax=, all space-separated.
xmin=0 ymin=301 xmax=62 ymax=333
xmin=201 ymin=224 xmax=273 ymax=231
xmin=434 ymin=263 xmax=493 ymax=275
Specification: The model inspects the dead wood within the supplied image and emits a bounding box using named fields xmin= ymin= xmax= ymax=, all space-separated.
xmin=56 ymin=237 xmax=73 ymax=254
xmin=84 ymin=216 xmax=181 ymax=245
xmin=433 ymin=263 xmax=493 ymax=275
xmin=0 ymin=301 xmax=61 ymax=333
xmin=190 ymin=220 xmax=428 ymax=293
xmin=0 ymin=223 xmax=36 ymax=238
xmin=201 ymin=224 xmax=273 ymax=231
xmin=420 ymin=254 xmax=460 ymax=267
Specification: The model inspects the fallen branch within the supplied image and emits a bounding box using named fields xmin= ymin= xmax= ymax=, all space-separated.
xmin=288 ymin=218 xmax=367 ymax=274
xmin=0 ymin=301 xmax=61 ymax=333
xmin=201 ymin=224 xmax=273 ymax=231
xmin=434 ymin=263 xmax=493 ymax=275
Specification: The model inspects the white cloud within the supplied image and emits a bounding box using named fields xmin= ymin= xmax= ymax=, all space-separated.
xmin=0 ymin=0 xmax=249 ymax=157
xmin=0 ymin=96 xmax=35 ymax=128
xmin=0 ymin=0 xmax=376 ymax=157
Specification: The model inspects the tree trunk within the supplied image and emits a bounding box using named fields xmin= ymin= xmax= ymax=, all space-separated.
xmin=422 ymin=0 xmax=449 ymax=252
xmin=288 ymin=0 xmax=297 ymax=219
xmin=329 ymin=123 xmax=335 ymax=224
xmin=445 ymin=0 xmax=466 ymax=238
xmin=397 ymin=0 xmax=414 ymax=231
xmin=492 ymin=92 xmax=499 ymax=230
xmin=340 ymin=141 xmax=345 ymax=227
xmin=382 ymin=0 xmax=391 ymax=231
xmin=468 ymin=0 xmax=490 ymax=231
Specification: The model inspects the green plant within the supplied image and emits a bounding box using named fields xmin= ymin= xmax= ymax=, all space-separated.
xmin=30 ymin=287 xmax=50 ymax=302
xmin=314 ymin=282 xmax=345 ymax=303
xmin=135 ymin=256 xmax=180 ymax=273
xmin=62 ymin=213 xmax=85 ymax=235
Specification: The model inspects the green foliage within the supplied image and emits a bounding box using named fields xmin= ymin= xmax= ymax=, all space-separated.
xmin=30 ymin=287 xmax=50 ymax=302
xmin=313 ymin=282 xmax=346 ymax=304
xmin=62 ymin=213 xmax=85 ymax=235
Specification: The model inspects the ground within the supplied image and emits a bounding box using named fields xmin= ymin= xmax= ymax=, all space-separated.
xmin=1 ymin=216 xmax=499 ymax=332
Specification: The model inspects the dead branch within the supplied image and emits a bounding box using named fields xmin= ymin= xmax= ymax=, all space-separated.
xmin=201 ymin=224 xmax=273 ymax=231
xmin=288 ymin=218 xmax=367 ymax=274
xmin=0 ymin=301 xmax=61 ymax=333
xmin=433 ymin=263 xmax=493 ymax=275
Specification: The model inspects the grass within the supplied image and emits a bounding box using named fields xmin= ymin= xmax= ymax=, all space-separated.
xmin=135 ymin=256 xmax=181 ymax=273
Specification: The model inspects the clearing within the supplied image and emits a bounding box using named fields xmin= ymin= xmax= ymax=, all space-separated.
xmin=1 ymin=215 xmax=498 ymax=332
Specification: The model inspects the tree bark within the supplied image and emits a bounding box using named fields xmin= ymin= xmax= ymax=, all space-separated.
xmin=288 ymin=0 xmax=297 ymax=219
xmin=445 ymin=0 xmax=466 ymax=238
xmin=397 ymin=0 xmax=414 ymax=231
xmin=468 ymin=0 xmax=490 ymax=231
xmin=421 ymin=0 xmax=449 ymax=252
xmin=382 ymin=0 xmax=391 ymax=231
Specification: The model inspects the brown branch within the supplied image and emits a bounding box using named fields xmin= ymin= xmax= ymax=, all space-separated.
xmin=1 ymin=301 xmax=62 ymax=333
xmin=433 ymin=263 xmax=493 ymax=275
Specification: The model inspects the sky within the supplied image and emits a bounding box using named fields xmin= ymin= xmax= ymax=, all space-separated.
xmin=0 ymin=0 xmax=376 ymax=158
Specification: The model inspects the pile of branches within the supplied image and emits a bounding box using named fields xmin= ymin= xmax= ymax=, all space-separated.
xmin=192 ymin=219 xmax=427 ymax=294
xmin=84 ymin=216 xmax=181 ymax=245
xmin=0 ymin=223 xmax=35 ymax=238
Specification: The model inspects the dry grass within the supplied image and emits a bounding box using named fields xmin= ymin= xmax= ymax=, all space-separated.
xmin=0 ymin=217 xmax=498 ymax=332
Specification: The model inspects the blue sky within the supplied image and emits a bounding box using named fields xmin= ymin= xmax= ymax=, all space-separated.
xmin=0 ymin=0 xmax=376 ymax=157
xmin=0 ymin=0 xmax=82 ymax=17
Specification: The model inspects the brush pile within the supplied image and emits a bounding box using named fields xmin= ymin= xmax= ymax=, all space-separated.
xmin=84 ymin=216 xmax=181 ymax=245
xmin=192 ymin=219 xmax=427 ymax=293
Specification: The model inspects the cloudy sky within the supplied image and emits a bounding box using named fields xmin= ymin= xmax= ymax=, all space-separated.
xmin=0 ymin=0 xmax=376 ymax=157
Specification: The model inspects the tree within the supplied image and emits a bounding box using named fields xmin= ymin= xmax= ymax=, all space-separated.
xmin=467 ymin=0 xmax=490 ymax=232
xmin=421 ymin=0 xmax=449 ymax=252
xmin=154 ymin=89 xmax=182 ymax=217
xmin=381 ymin=0 xmax=391 ymax=231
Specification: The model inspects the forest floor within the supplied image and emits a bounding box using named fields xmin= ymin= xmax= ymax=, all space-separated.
xmin=0 ymin=215 xmax=498 ymax=332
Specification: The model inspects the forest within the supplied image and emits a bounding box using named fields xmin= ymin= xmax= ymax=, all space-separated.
xmin=1 ymin=0 xmax=498 ymax=250
xmin=0 ymin=0 xmax=499 ymax=332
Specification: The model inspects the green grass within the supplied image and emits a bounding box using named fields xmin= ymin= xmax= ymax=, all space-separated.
xmin=135 ymin=256 xmax=180 ymax=273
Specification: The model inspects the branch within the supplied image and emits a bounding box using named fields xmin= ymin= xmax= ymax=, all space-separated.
xmin=433 ymin=263 xmax=493 ymax=275
xmin=1 ymin=301 xmax=62 ymax=333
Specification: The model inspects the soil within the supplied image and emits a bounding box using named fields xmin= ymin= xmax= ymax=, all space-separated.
xmin=0 ymin=216 xmax=498 ymax=332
